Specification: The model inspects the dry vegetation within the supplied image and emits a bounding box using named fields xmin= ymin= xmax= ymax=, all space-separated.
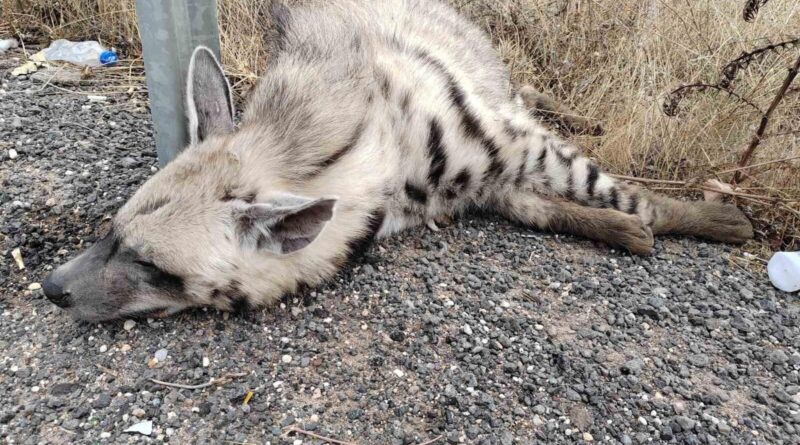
xmin=2 ymin=0 xmax=799 ymax=251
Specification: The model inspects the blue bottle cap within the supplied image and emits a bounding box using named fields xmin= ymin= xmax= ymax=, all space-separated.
xmin=99 ymin=50 xmax=118 ymax=66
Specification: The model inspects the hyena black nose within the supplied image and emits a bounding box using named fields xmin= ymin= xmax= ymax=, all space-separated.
xmin=43 ymin=274 xmax=71 ymax=308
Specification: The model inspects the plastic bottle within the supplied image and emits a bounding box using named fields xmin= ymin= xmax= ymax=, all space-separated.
xmin=768 ymin=252 xmax=800 ymax=293
xmin=41 ymin=40 xmax=107 ymax=67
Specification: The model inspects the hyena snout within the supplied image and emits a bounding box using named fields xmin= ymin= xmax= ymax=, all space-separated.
xmin=42 ymin=273 xmax=71 ymax=308
xmin=41 ymin=230 xmax=143 ymax=322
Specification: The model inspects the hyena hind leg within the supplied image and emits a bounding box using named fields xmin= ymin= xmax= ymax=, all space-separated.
xmin=517 ymin=85 xmax=604 ymax=137
xmin=495 ymin=190 xmax=655 ymax=255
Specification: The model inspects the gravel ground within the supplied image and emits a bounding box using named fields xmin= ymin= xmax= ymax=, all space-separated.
xmin=2 ymin=49 xmax=800 ymax=445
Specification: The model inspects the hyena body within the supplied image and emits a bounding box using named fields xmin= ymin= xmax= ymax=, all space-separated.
xmin=43 ymin=0 xmax=753 ymax=321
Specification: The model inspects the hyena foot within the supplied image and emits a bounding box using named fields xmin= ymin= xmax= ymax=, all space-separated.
xmin=518 ymin=85 xmax=604 ymax=137
xmin=495 ymin=191 xmax=655 ymax=255
xmin=650 ymin=195 xmax=754 ymax=244
xmin=699 ymin=202 xmax=754 ymax=243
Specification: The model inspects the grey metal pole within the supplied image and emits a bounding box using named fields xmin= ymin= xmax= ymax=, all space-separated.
xmin=135 ymin=0 xmax=221 ymax=166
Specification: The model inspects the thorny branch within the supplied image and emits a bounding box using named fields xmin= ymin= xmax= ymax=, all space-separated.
xmin=733 ymin=53 xmax=800 ymax=185
xmin=744 ymin=0 xmax=770 ymax=22
xmin=662 ymin=83 xmax=762 ymax=117
xmin=720 ymin=37 xmax=800 ymax=88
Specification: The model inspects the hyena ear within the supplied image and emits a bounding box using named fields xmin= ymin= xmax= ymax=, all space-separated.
xmin=234 ymin=196 xmax=337 ymax=255
xmin=186 ymin=46 xmax=235 ymax=146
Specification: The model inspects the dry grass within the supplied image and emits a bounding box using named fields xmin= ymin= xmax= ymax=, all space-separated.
xmin=2 ymin=0 xmax=799 ymax=250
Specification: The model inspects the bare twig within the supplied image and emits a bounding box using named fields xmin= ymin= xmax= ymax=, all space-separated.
xmin=733 ymin=54 xmax=800 ymax=184
xmin=95 ymin=363 xmax=121 ymax=379
xmin=149 ymin=372 xmax=248 ymax=390
xmin=59 ymin=121 xmax=111 ymax=140
xmin=612 ymin=174 xmax=800 ymax=203
xmin=58 ymin=426 xmax=77 ymax=435
xmin=416 ymin=435 xmax=444 ymax=445
xmin=717 ymin=155 xmax=800 ymax=175
xmin=663 ymin=82 xmax=763 ymax=116
xmin=611 ymin=174 xmax=688 ymax=186
xmin=720 ymin=37 xmax=800 ymax=87
xmin=282 ymin=427 xmax=359 ymax=445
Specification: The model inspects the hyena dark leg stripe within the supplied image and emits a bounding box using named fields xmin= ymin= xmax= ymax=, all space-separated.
xmin=515 ymin=129 xmax=654 ymax=225
xmin=511 ymin=128 xmax=753 ymax=244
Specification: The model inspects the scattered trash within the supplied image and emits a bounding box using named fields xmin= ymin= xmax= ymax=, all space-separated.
xmin=0 ymin=38 xmax=18 ymax=54
xmin=99 ymin=50 xmax=118 ymax=66
xmin=11 ymin=52 xmax=46 ymax=77
xmin=124 ymin=420 xmax=153 ymax=436
xmin=768 ymin=252 xmax=800 ymax=293
xmin=11 ymin=40 xmax=118 ymax=77
xmin=7 ymin=149 xmax=18 ymax=160
xmin=243 ymin=391 xmax=254 ymax=405
xmin=703 ymin=179 xmax=734 ymax=202
xmin=87 ymin=95 xmax=108 ymax=103
xmin=27 ymin=283 xmax=41 ymax=291
xmin=42 ymin=40 xmax=108 ymax=67
xmin=11 ymin=248 xmax=25 ymax=270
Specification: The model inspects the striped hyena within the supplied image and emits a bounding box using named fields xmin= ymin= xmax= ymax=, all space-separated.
xmin=43 ymin=0 xmax=753 ymax=321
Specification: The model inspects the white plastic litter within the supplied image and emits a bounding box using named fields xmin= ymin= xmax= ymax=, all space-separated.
xmin=0 ymin=38 xmax=19 ymax=53
xmin=41 ymin=39 xmax=106 ymax=67
xmin=768 ymin=252 xmax=800 ymax=293
xmin=124 ymin=420 xmax=153 ymax=436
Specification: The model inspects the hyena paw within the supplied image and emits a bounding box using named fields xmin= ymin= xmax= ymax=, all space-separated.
xmin=608 ymin=213 xmax=655 ymax=256
xmin=695 ymin=202 xmax=754 ymax=244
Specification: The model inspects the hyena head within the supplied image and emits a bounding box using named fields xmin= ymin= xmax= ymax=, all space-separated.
xmin=43 ymin=47 xmax=337 ymax=321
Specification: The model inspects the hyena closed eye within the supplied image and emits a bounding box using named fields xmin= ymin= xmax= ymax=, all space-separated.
xmin=43 ymin=0 xmax=753 ymax=321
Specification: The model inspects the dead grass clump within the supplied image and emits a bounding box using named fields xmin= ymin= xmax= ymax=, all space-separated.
xmin=2 ymin=0 xmax=799 ymax=250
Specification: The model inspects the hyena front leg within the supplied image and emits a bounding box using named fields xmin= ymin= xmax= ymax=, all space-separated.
xmin=506 ymin=125 xmax=754 ymax=248
xmin=494 ymin=190 xmax=654 ymax=255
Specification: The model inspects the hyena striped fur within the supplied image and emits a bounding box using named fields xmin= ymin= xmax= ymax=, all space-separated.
xmin=42 ymin=0 xmax=753 ymax=321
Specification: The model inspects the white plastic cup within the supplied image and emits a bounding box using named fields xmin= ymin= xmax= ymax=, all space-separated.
xmin=768 ymin=252 xmax=800 ymax=293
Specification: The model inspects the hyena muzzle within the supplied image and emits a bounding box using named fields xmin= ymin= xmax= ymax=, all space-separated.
xmin=42 ymin=0 xmax=753 ymax=321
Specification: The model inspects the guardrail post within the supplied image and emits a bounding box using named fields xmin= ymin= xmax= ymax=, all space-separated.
xmin=135 ymin=0 xmax=221 ymax=165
